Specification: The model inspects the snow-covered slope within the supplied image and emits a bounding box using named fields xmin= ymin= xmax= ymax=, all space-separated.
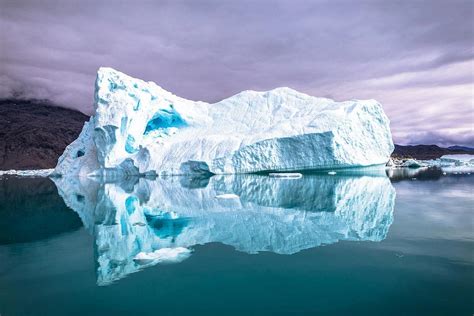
xmin=52 ymin=172 xmax=395 ymax=285
xmin=54 ymin=67 xmax=394 ymax=177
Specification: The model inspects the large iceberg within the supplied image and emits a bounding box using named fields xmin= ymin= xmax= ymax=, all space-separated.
xmin=52 ymin=172 xmax=395 ymax=285
xmin=54 ymin=68 xmax=394 ymax=177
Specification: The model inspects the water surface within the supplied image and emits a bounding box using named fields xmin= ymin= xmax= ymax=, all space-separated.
xmin=0 ymin=169 xmax=472 ymax=315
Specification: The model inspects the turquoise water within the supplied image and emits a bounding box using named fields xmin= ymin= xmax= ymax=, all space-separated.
xmin=0 ymin=170 xmax=472 ymax=315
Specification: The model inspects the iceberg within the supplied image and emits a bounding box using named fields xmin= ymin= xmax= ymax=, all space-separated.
xmin=52 ymin=172 xmax=395 ymax=285
xmin=425 ymin=154 xmax=474 ymax=174
xmin=439 ymin=154 xmax=474 ymax=165
xmin=54 ymin=68 xmax=394 ymax=177
xmin=0 ymin=168 xmax=54 ymax=177
xmin=401 ymin=159 xmax=426 ymax=168
xmin=387 ymin=154 xmax=474 ymax=177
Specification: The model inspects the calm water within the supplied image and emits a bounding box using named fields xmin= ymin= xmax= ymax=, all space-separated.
xmin=0 ymin=169 xmax=472 ymax=315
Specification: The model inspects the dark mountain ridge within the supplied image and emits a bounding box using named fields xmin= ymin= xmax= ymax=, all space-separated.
xmin=447 ymin=145 xmax=474 ymax=152
xmin=392 ymin=144 xmax=473 ymax=160
xmin=0 ymin=99 xmax=89 ymax=170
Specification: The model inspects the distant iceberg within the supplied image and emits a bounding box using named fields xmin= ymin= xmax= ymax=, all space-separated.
xmin=427 ymin=154 xmax=474 ymax=174
xmin=388 ymin=153 xmax=474 ymax=175
xmin=401 ymin=159 xmax=427 ymax=168
xmin=53 ymin=68 xmax=394 ymax=178
xmin=0 ymin=168 xmax=53 ymax=177
xmin=439 ymin=154 xmax=474 ymax=165
xmin=52 ymin=172 xmax=395 ymax=285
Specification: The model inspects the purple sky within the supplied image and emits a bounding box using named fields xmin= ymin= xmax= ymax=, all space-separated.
xmin=1 ymin=0 xmax=473 ymax=146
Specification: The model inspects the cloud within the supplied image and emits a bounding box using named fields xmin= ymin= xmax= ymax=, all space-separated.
xmin=0 ymin=0 xmax=473 ymax=146
xmin=401 ymin=129 xmax=474 ymax=148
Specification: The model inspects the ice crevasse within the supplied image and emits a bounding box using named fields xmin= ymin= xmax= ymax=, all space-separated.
xmin=54 ymin=67 xmax=394 ymax=177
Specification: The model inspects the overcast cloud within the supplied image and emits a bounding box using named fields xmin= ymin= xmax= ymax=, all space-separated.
xmin=0 ymin=0 xmax=473 ymax=146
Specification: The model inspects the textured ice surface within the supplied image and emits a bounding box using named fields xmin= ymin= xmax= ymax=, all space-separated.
xmin=54 ymin=67 xmax=394 ymax=177
xmin=53 ymin=171 xmax=395 ymax=285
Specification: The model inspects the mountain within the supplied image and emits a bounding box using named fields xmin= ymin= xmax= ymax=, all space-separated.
xmin=448 ymin=145 xmax=474 ymax=152
xmin=392 ymin=144 xmax=473 ymax=160
xmin=0 ymin=99 xmax=88 ymax=170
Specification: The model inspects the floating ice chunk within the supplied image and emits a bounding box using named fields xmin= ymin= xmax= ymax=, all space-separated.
xmin=423 ymin=154 xmax=474 ymax=174
xmin=133 ymin=247 xmax=191 ymax=265
xmin=0 ymin=168 xmax=54 ymax=177
xmin=440 ymin=154 xmax=474 ymax=165
xmin=401 ymin=159 xmax=426 ymax=168
xmin=268 ymin=173 xmax=302 ymax=178
xmin=54 ymin=67 xmax=394 ymax=178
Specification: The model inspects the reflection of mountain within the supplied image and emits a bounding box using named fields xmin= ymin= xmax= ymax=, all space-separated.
xmin=0 ymin=177 xmax=83 ymax=244
xmin=53 ymin=172 xmax=395 ymax=285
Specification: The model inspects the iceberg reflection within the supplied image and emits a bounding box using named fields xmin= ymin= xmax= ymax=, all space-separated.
xmin=53 ymin=172 xmax=395 ymax=285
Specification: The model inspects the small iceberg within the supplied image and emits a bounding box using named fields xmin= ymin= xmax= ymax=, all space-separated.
xmin=0 ymin=168 xmax=54 ymax=177
xmin=436 ymin=154 xmax=474 ymax=174
xmin=439 ymin=154 xmax=474 ymax=165
xmin=401 ymin=159 xmax=426 ymax=168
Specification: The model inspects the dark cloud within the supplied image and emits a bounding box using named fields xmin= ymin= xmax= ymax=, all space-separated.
xmin=0 ymin=0 xmax=473 ymax=146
